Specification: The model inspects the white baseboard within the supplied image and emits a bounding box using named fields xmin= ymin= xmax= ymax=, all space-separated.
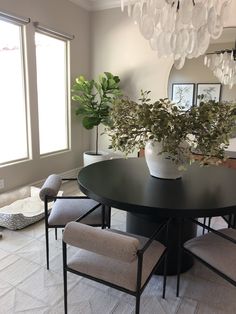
xmin=60 ymin=167 xmax=82 ymax=178
xmin=32 ymin=167 xmax=82 ymax=187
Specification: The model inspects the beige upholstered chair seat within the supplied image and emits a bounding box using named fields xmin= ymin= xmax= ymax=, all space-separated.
xmin=48 ymin=199 xmax=103 ymax=226
xmin=67 ymin=230 xmax=165 ymax=291
xmin=63 ymin=221 xmax=167 ymax=314
xmin=40 ymin=174 xmax=108 ymax=269
xmin=184 ymin=228 xmax=236 ymax=282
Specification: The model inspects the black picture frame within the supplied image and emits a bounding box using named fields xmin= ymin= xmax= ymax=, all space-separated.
xmin=171 ymin=83 xmax=195 ymax=110
xmin=196 ymin=83 xmax=222 ymax=105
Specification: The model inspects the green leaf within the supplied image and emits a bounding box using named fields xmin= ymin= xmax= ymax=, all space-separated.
xmin=71 ymin=71 xmax=121 ymax=151
xmin=101 ymin=78 xmax=108 ymax=90
xmin=76 ymin=75 xmax=85 ymax=83
xmin=75 ymin=106 xmax=87 ymax=115
xmin=72 ymin=95 xmax=82 ymax=102
xmin=82 ymin=116 xmax=101 ymax=129
xmin=104 ymin=72 xmax=112 ymax=78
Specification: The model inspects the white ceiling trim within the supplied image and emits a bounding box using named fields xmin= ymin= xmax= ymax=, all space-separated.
xmin=69 ymin=0 xmax=91 ymax=11
xmin=69 ymin=0 xmax=122 ymax=11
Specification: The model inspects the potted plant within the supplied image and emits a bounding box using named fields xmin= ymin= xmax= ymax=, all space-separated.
xmin=106 ymin=90 xmax=236 ymax=179
xmin=72 ymin=72 xmax=121 ymax=166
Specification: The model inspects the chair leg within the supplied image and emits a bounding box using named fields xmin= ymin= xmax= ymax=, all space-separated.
xmin=106 ymin=206 xmax=111 ymax=229
xmin=231 ymin=214 xmax=236 ymax=228
xmin=207 ymin=217 xmax=212 ymax=233
xmin=162 ymin=219 xmax=169 ymax=299
xmin=135 ymin=294 xmax=140 ymax=314
xmin=162 ymin=253 xmax=167 ymax=299
xmin=102 ymin=205 xmax=111 ymax=229
xmin=202 ymin=217 xmax=207 ymax=235
xmin=102 ymin=205 xmax=106 ymax=229
xmin=55 ymin=228 xmax=58 ymax=240
xmin=45 ymin=222 xmax=49 ymax=270
xmin=176 ymin=218 xmax=183 ymax=297
xmin=63 ymin=242 xmax=68 ymax=314
xmin=176 ymin=252 xmax=182 ymax=297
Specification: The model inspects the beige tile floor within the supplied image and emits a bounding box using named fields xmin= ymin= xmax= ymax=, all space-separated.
xmin=0 ymin=182 xmax=235 ymax=313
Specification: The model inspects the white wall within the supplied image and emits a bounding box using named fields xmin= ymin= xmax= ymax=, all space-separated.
xmin=168 ymin=42 xmax=236 ymax=103
xmin=225 ymin=0 xmax=236 ymax=27
xmin=0 ymin=0 xmax=91 ymax=192
xmin=91 ymin=8 xmax=173 ymax=100
xmin=90 ymin=2 xmax=236 ymax=153
xmin=90 ymin=8 xmax=173 ymax=152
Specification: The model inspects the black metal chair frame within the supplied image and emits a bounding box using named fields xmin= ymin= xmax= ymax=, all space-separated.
xmin=176 ymin=217 xmax=236 ymax=297
xmin=202 ymin=214 xmax=233 ymax=235
xmin=62 ymin=208 xmax=170 ymax=314
xmin=44 ymin=178 xmax=111 ymax=269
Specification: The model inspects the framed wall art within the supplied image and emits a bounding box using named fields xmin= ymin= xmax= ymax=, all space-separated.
xmin=171 ymin=83 xmax=195 ymax=110
xmin=196 ymin=83 xmax=222 ymax=105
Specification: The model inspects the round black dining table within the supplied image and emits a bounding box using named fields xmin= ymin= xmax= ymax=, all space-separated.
xmin=78 ymin=157 xmax=236 ymax=274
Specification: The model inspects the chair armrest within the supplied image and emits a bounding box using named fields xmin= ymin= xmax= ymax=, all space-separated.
xmin=190 ymin=218 xmax=236 ymax=244
xmin=62 ymin=178 xmax=77 ymax=181
xmin=39 ymin=174 xmax=62 ymax=201
xmin=52 ymin=196 xmax=89 ymax=200
xmin=138 ymin=220 xmax=168 ymax=254
xmin=63 ymin=222 xmax=139 ymax=263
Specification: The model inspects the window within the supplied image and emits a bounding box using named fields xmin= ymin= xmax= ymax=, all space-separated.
xmin=0 ymin=19 xmax=29 ymax=165
xmin=35 ymin=31 xmax=70 ymax=155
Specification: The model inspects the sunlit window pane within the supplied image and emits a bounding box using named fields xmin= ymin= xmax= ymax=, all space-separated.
xmin=35 ymin=32 xmax=69 ymax=155
xmin=0 ymin=20 xmax=28 ymax=165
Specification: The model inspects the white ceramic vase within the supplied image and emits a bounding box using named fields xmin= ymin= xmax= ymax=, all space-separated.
xmin=83 ymin=151 xmax=109 ymax=167
xmin=144 ymin=141 xmax=184 ymax=179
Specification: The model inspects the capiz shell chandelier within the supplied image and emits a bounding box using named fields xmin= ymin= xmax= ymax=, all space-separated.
xmin=120 ymin=0 xmax=231 ymax=69
xmin=204 ymin=47 xmax=236 ymax=88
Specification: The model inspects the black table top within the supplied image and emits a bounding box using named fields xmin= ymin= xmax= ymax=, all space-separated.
xmin=78 ymin=158 xmax=236 ymax=218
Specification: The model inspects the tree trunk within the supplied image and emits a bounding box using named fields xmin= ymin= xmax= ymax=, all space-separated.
xmin=95 ymin=125 xmax=99 ymax=155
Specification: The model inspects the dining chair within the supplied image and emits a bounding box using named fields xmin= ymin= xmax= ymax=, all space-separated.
xmin=202 ymin=215 xmax=233 ymax=234
xmin=39 ymin=174 xmax=110 ymax=269
xmin=176 ymin=218 xmax=236 ymax=297
xmin=62 ymin=217 xmax=169 ymax=314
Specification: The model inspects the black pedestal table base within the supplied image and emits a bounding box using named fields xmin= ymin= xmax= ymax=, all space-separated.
xmin=126 ymin=213 xmax=197 ymax=275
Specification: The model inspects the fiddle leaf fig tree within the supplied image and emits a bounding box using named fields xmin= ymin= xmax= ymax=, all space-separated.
xmin=71 ymin=72 xmax=121 ymax=155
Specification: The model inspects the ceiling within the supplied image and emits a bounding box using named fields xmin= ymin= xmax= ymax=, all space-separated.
xmin=69 ymin=1 xmax=236 ymax=46
xmin=69 ymin=0 xmax=121 ymax=11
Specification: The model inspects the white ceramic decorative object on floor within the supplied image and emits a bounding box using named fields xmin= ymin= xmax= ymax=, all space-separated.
xmin=83 ymin=151 xmax=109 ymax=167
xmin=144 ymin=141 xmax=183 ymax=179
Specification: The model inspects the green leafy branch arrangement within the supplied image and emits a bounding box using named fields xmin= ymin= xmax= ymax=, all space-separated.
xmin=189 ymin=98 xmax=236 ymax=164
xmin=71 ymin=72 xmax=121 ymax=155
xmin=106 ymin=90 xmax=236 ymax=165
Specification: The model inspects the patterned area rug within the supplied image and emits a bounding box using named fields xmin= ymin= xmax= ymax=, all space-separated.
xmin=0 ymin=209 xmax=235 ymax=313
